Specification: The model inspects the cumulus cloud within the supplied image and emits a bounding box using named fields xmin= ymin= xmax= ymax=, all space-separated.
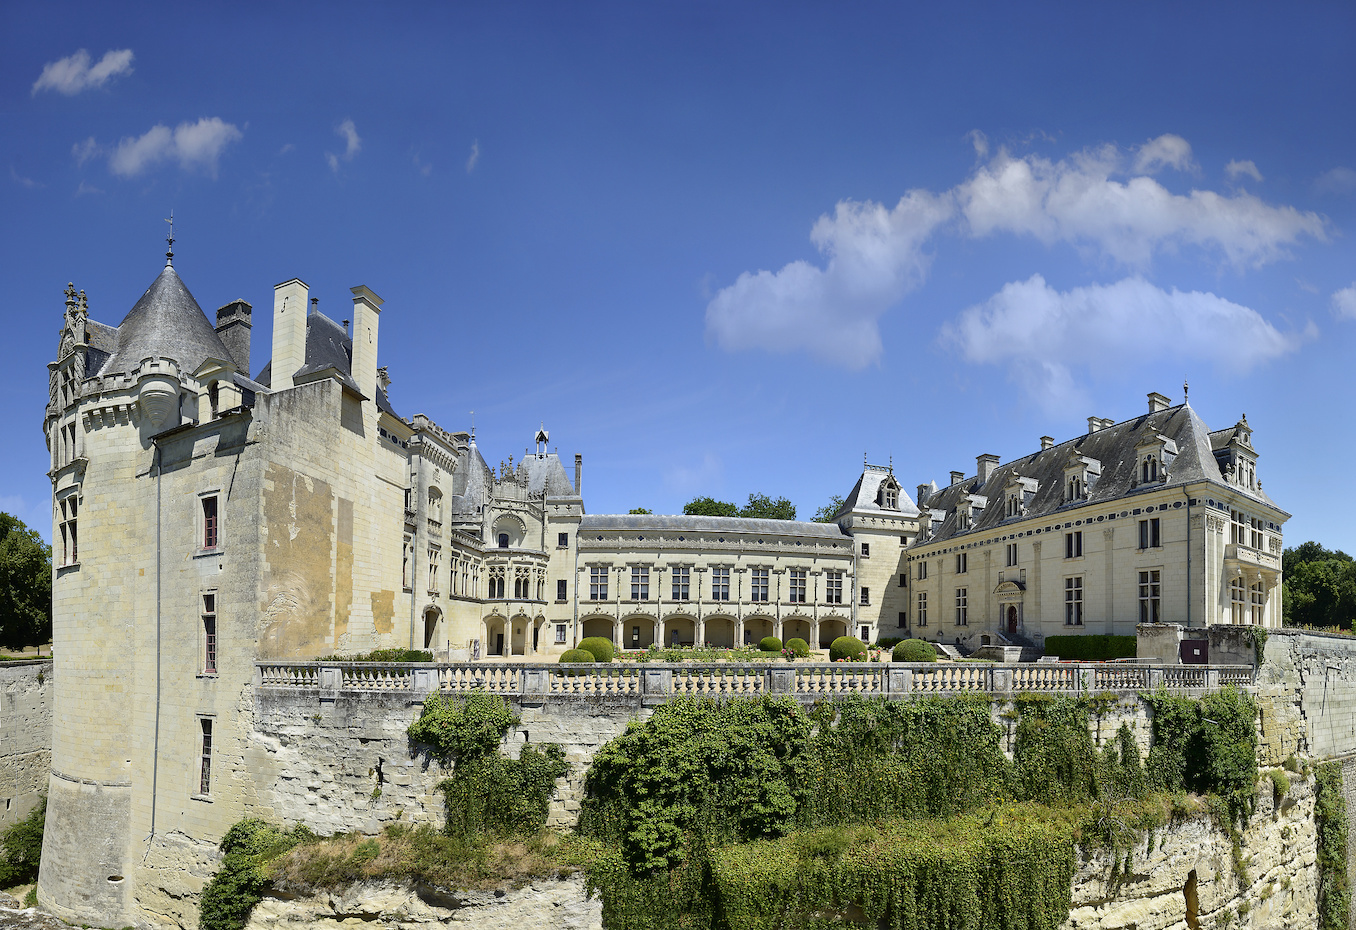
xmin=1332 ymin=285 xmax=1356 ymax=321
xmin=72 ymin=136 xmax=99 ymax=165
xmin=32 ymin=48 xmax=133 ymax=96
xmin=1226 ymin=159 xmax=1264 ymax=183
xmin=944 ymin=275 xmax=1301 ymax=408
xmin=466 ymin=139 xmax=480 ymax=173
xmin=1132 ymin=134 xmax=1195 ymax=174
xmin=326 ymin=119 xmax=361 ymax=173
xmin=107 ymin=118 xmax=242 ymax=177
xmin=1315 ymin=167 xmax=1356 ymax=195
xmin=705 ymin=190 xmax=954 ymax=368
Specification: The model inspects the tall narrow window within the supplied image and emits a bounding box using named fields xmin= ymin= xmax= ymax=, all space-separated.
xmin=860 ymin=586 xmax=871 ymax=606
xmin=1138 ymin=518 xmax=1161 ymax=550
xmin=1006 ymin=543 xmax=1018 ymax=567
xmin=825 ymin=571 xmax=843 ymax=604
xmin=202 ymin=496 xmax=219 ymax=550
xmin=954 ymin=588 xmax=967 ymax=626
xmin=789 ymin=569 xmax=806 ymax=603
xmin=427 ymin=547 xmax=441 ymax=594
xmin=955 ymin=553 xmax=967 ymax=574
xmin=402 ymin=535 xmax=412 ymax=590
xmin=1065 ymin=531 xmax=1082 ymax=559
xmin=1138 ymin=570 xmax=1161 ymax=623
xmin=202 ymin=593 xmax=217 ymax=674
xmin=58 ymin=496 xmax=78 ymax=566
xmin=711 ymin=567 xmax=731 ymax=601
xmin=917 ymin=561 xmax=928 ymax=580
xmin=557 ymin=579 xmax=567 ymax=601
xmin=199 ymin=718 xmax=213 ymax=796
xmin=672 ymin=566 xmax=690 ymax=601
xmin=916 ymin=592 xmax=928 ymax=627
xmin=1142 ymin=455 xmax=1159 ymax=484
xmin=1230 ymin=577 xmax=1247 ymax=624
xmin=899 ymin=572 xmax=908 ymax=587
xmin=1064 ymin=577 xmax=1083 ymax=626
xmin=631 ymin=566 xmax=650 ymax=601
xmin=751 ymin=568 xmax=769 ymax=602
xmin=1250 ymin=582 xmax=1265 ymax=624
xmin=498 ymin=533 xmax=509 ymax=549
xmin=590 ymin=566 xmax=608 ymax=601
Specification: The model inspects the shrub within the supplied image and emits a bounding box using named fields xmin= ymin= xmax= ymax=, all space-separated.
xmin=892 ymin=639 xmax=937 ymax=662
xmin=759 ymin=636 xmax=782 ymax=653
xmin=200 ymin=820 xmax=316 ymax=930
xmin=0 ymin=796 xmax=44 ymax=886
xmin=785 ymin=638 xmax=810 ymax=658
xmin=875 ymin=636 xmax=904 ymax=649
xmin=559 ymin=649 xmax=595 ymax=663
xmin=577 ymin=637 xmax=615 ymax=663
xmin=1041 ymin=635 xmax=1136 ymax=662
xmin=829 ymin=636 xmax=867 ymax=662
xmin=407 ymin=690 xmax=519 ymax=766
xmin=315 ymin=648 xmax=432 ymax=663
xmin=440 ymin=744 xmax=569 ymax=839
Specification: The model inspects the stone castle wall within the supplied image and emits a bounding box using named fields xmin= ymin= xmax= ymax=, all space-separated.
xmin=0 ymin=661 xmax=51 ymax=828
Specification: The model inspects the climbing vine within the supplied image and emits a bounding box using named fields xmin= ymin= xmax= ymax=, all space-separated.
xmin=1315 ymin=761 xmax=1350 ymax=930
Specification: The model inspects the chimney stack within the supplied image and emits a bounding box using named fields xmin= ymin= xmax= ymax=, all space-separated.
xmin=1087 ymin=416 xmax=1102 ymax=434
xmin=976 ymin=454 xmax=1000 ymax=484
xmin=215 ymin=299 xmax=252 ymax=374
xmin=1040 ymin=436 xmax=1054 ymax=451
xmin=917 ymin=483 xmax=932 ymax=507
xmin=271 ymin=279 xmax=308 ymax=390
xmin=349 ymin=286 xmax=384 ymax=401
xmin=950 ymin=470 xmax=966 ymax=486
xmin=574 ymin=454 xmax=583 ymax=495
xmin=1148 ymin=392 xmax=1172 ymax=414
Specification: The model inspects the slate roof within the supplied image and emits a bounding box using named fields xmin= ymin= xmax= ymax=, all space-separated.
xmin=581 ymin=514 xmax=851 ymax=539
xmin=84 ymin=320 xmax=118 ymax=374
xmin=915 ymin=403 xmax=1283 ymax=546
xmin=98 ymin=264 xmax=234 ymax=376
xmin=835 ymin=467 xmax=920 ymax=520
xmin=519 ymin=453 xmax=578 ymax=498
xmin=255 ymin=310 xmax=399 ymax=417
xmin=449 ymin=442 xmax=493 ymax=517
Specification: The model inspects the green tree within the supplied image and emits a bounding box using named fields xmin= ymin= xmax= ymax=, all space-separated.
xmin=683 ymin=496 xmax=739 ymax=517
xmin=0 ymin=514 xmax=51 ymax=649
xmin=740 ymin=493 xmax=796 ymax=521
xmin=811 ymin=494 xmax=845 ymax=523
xmin=628 ymin=507 xmax=652 ymax=514
xmin=1283 ymin=542 xmax=1356 ymax=629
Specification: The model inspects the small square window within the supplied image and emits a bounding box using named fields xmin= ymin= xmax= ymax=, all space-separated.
xmin=557 ymin=532 xmax=569 ymax=548
xmin=861 ymin=543 xmax=871 ymax=557
xmin=555 ymin=623 xmax=567 ymax=644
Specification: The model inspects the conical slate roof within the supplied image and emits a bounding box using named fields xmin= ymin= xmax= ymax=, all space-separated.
xmin=99 ymin=263 xmax=233 ymax=376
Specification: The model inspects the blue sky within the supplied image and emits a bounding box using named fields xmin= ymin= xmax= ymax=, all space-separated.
xmin=3 ymin=3 xmax=1355 ymax=550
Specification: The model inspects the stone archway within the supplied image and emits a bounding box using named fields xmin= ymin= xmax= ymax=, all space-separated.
xmin=509 ymin=613 xmax=530 ymax=655
xmin=621 ymin=615 xmax=657 ymax=650
xmin=581 ymin=616 xmax=615 ymax=642
xmin=818 ymin=617 xmax=848 ymax=649
xmin=422 ymin=606 xmax=441 ymax=651
xmin=744 ymin=615 xmax=774 ymax=646
xmin=662 ymin=616 xmax=696 ymax=647
xmin=704 ymin=616 xmax=736 ymax=648
xmin=782 ymin=616 xmax=811 ymax=646
xmin=484 ymin=616 xmax=507 ymax=657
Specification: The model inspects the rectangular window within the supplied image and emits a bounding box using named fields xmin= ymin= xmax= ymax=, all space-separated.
xmin=1138 ymin=570 xmax=1161 ymax=623
xmin=402 ymin=535 xmax=412 ymax=590
xmin=1251 ymin=582 xmax=1265 ymax=624
xmin=1064 ymin=577 xmax=1083 ymax=626
xmin=825 ymin=571 xmax=843 ymax=604
xmin=557 ymin=532 xmax=569 ymax=548
xmin=1139 ymin=518 xmax=1161 ymax=550
xmin=789 ymin=569 xmax=806 ymax=603
xmin=202 ymin=496 xmax=219 ymax=550
xmin=751 ymin=568 xmax=769 ymax=602
xmin=672 ymin=566 xmax=690 ymax=601
xmin=202 ymin=593 xmax=218 ymax=674
xmin=1250 ymin=517 xmax=1263 ymax=551
xmin=1065 ymin=531 xmax=1082 ymax=559
xmin=556 ymin=579 xmax=567 ymax=601
xmin=555 ymin=623 xmax=567 ymax=644
xmin=860 ymin=586 xmax=870 ymax=606
xmin=631 ymin=566 xmax=650 ymax=601
xmin=897 ymin=611 xmax=907 ymax=628
xmin=199 ymin=718 xmax=213 ymax=796
xmin=58 ymin=496 xmax=78 ymax=566
xmin=711 ymin=567 xmax=731 ymax=601
xmin=861 ymin=543 xmax=870 ymax=557
xmin=916 ymin=592 xmax=928 ymax=627
xmin=590 ymin=566 xmax=608 ymax=600
xmin=1230 ymin=576 xmax=1247 ymax=624
xmin=1006 ymin=543 xmax=1018 ymax=567
xmin=427 ymin=547 xmax=440 ymax=594
xmin=917 ymin=561 xmax=928 ymax=580
xmin=899 ymin=573 xmax=908 ymax=587
xmin=954 ymin=587 xmax=967 ymax=626
xmin=955 ymin=553 xmax=967 ymax=574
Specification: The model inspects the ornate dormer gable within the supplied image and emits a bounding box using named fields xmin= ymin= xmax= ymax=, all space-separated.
xmin=50 ymin=284 xmax=91 ymax=416
xmin=955 ymin=492 xmax=987 ymax=531
xmin=875 ymin=472 xmax=902 ymax=510
xmin=1062 ymin=450 xmax=1102 ymax=503
xmin=1002 ymin=475 xmax=1038 ymax=519
xmin=1213 ymin=414 xmax=1259 ymax=492
xmin=1133 ymin=433 xmax=1178 ymax=487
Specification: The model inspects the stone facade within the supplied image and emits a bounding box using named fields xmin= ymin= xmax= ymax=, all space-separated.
xmin=0 ymin=662 xmax=51 ymax=829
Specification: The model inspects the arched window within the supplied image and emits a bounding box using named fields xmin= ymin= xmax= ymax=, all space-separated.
xmin=1142 ymin=455 xmax=1159 ymax=484
xmin=498 ymin=533 xmax=509 ymax=549
xmin=1067 ymin=477 xmax=1081 ymax=501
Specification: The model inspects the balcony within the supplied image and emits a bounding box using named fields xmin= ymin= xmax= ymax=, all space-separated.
xmin=1225 ymin=543 xmax=1280 ymax=573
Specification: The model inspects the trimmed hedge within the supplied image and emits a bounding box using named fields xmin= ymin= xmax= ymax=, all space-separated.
xmin=578 ymin=637 xmax=615 ymax=663
xmin=829 ymin=636 xmax=867 ymax=662
xmin=1042 ymin=635 xmax=1136 ymax=662
xmin=759 ymin=636 xmax=782 ymax=653
xmin=875 ymin=636 xmax=904 ymax=649
xmin=559 ymin=649 xmax=596 ymax=663
xmin=892 ymin=639 xmax=937 ymax=663
xmin=785 ymin=638 xmax=810 ymax=658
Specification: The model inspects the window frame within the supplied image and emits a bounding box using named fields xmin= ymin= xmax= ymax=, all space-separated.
xmin=672 ymin=566 xmax=691 ymax=601
xmin=1064 ymin=576 xmax=1083 ymax=626
xmin=1138 ymin=569 xmax=1162 ymax=623
xmin=1065 ymin=531 xmax=1082 ymax=560
xmin=954 ymin=587 xmax=967 ymax=626
xmin=631 ymin=566 xmax=650 ymax=601
xmin=916 ymin=591 xmax=928 ymax=627
xmin=589 ymin=566 xmax=609 ymax=601
xmin=751 ymin=567 xmax=769 ymax=603
xmin=824 ymin=570 xmax=843 ymax=604
xmin=198 ymin=491 xmax=222 ymax=554
xmin=711 ymin=566 xmax=731 ymax=601
xmin=788 ymin=569 xmax=807 ymax=603
xmin=201 ymin=591 xmax=218 ymax=676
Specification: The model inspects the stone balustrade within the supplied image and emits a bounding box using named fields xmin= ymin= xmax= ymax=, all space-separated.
xmin=255 ymin=660 xmax=1254 ymax=704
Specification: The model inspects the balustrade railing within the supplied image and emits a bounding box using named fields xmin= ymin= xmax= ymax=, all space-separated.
xmin=255 ymin=660 xmax=1253 ymax=700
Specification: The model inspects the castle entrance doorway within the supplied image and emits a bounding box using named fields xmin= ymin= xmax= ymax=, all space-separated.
xmin=1007 ymin=606 xmax=1018 ymax=638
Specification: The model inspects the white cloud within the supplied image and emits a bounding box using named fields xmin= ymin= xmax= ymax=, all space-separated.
xmin=108 ymin=118 xmax=242 ymax=177
xmin=1132 ymin=134 xmax=1195 ymax=174
xmin=326 ymin=119 xmax=361 ymax=173
xmin=413 ymin=152 xmax=432 ymax=177
xmin=958 ymin=142 xmax=1325 ymax=268
xmin=1226 ymin=159 xmax=1264 ymax=183
xmin=1332 ymin=284 xmax=1356 ymax=321
xmin=75 ymin=180 xmax=103 ymax=197
xmin=10 ymin=167 xmax=39 ymax=189
xmin=705 ymin=190 xmax=954 ymax=368
xmin=466 ymin=139 xmax=480 ymax=173
xmin=943 ymin=275 xmax=1301 ymax=409
xmin=32 ymin=48 xmax=134 ymax=96
xmin=663 ymin=452 xmax=723 ymax=495
xmin=72 ymin=136 xmax=100 ymax=165
xmin=967 ymin=129 xmax=989 ymax=160
xmin=278 ymin=143 xmax=295 ymax=156
xmin=1315 ymin=167 xmax=1356 ymax=195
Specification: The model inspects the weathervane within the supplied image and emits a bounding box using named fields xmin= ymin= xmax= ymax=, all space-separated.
xmin=164 ymin=211 xmax=175 ymax=264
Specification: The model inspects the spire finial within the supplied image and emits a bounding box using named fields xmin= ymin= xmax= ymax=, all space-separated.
xmin=163 ymin=210 xmax=175 ymax=265
xmin=1183 ymin=379 xmax=1189 ymax=402
xmin=469 ymin=411 xmax=475 ymax=441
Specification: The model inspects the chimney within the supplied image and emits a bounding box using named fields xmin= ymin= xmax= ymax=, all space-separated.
xmin=215 ymin=299 xmax=252 ymax=373
xmin=1148 ymin=392 xmax=1171 ymax=413
xmin=1040 ymin=435 xmax=1054 ymax=451
xmin=1087 ymin=416 xmax=1102 ymax=434
xmin=1102 ymin=418 xmax=1115 ymax=430
xmin=976 ymin=454 xmax=1000 ymax=484
xmin=271 ymin=279 xmax=308 ymax=390
xmin=349 ymin=285 xmax=384 ymax=401
xmin=950 ymin=470 xmax=966 ymax=486
xmin=574 ymin=454 xmax=583 ymax=495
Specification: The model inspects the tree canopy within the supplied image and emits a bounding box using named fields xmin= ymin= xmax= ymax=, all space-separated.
xmin=1283 ymin=541 xmax=1356 ymax=629
xmin=628 ymin=507 xmax=652 ymax=515
xmin=811 ymin=494 xmax=845 ymax=523
xmin=0 ymin=514 xmax=52 ymax=649
xmin=682 ymin=494 xmax=796 ymax=520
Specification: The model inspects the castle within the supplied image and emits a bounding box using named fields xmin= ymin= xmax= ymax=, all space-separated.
xmin=37 ymin=252 xmax=1288 ymax=925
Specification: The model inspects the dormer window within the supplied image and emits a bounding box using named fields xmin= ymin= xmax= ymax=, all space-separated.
xmin=1003 ymin=476 xmax=1037 ymax=519
xmin=1134 ymin=434 xmax=1176 ymax=487
xmin=1141 ymin=455 xmax=1159 ymax=484
xmin=876 ymin=475 xmax=901 ymax=510
xmin=1067 ymin=476 xmax=1082 ymax=500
